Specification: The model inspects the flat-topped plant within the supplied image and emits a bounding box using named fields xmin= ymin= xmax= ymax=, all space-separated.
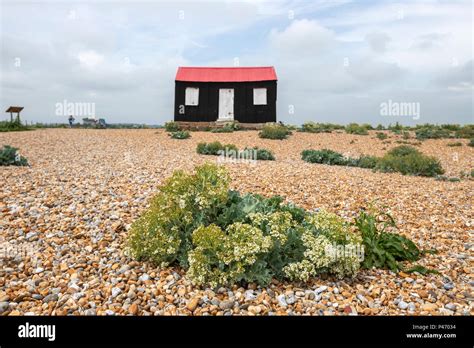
xmin=126 ymin=163 xmax=434 ymax=287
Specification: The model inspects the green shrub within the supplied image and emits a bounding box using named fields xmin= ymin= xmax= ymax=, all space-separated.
xmin=415 ymin=126 xmax=451 ymax=140
xmin=348 ymin=155 xmax=379 ymax=169
xmin=164 ymin=121 xmax=180 ymax=132
xmin=395 ymin=140 xmax=421 ymax=146
xmin=243 ymin=147 xmax=275 ymax=161
xmin=402 ymin=131 xmax=411 ymax=140
xmin=388 ymin=122 xmax=405 ymax=134
xmin=301 ymin=145 xmax=444 ymax=177
xmin=285 ymin=124 xmax=299 ymax=131
xmin=376 ymin=132 xmax=388 ymax=140
xmin=302 ymin=150 xmax=379 ymax=169
xmin=300 ymin=122 xmax=341 ymax=133
xmin=197 ymin=143 xmax=275 ymax=161
xmin=435 ymin=175 xmax=460 ymax=182
xmin=301 ymin=149 xmax=347 ymax=165
xmin=469 ymin=139 xmax=474 ymax=147
xmin=0 ymin=145 xmax=29 ymax=166
xmin=345 ymin=123 xmax=368 ymax=135
xmin=211 ymin=127 xmax=233 ymax=133
xmin=259 ymin=123 xmax=291 ymax=140
xmin=447 ymin=142 xmax=462 ymax=147
xmin=0 ymin=120 xmax=31 ymax=132
xmin=440 ymin=124 xmax=461 ymax=131
xmin=196 ymin=142 xmax=238 ymax=155
xmin=375 ymin=146 xmax=444 ymax=177
xmin=169 ymin=130 xmax=190 ymax=139
xmin=354 ymin=208 xmax=434 ymax=273
xmin=386 ymin=145 xmax=420 ymax=157
xmin=455 ymin=125 xmax=474 ymax=139
xmin=211 ymin=122 xmax=240 ymax=133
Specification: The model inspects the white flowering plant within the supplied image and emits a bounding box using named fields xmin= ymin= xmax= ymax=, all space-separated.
xmin=127 ymin=163 xmax=431 ymax=287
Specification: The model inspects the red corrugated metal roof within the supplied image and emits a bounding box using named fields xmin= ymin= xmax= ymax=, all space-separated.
xmin=176 ymin=66 xmax=277 ymax=82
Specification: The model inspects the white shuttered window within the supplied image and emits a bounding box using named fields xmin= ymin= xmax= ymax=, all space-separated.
xmin=253 ymin=88 xmax=267 ymax=105
xmin=185 ymin=87 xmax=199 ymax=106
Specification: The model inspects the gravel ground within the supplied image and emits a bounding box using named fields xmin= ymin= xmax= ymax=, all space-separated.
xmin=0 ymin=128 xmax=472 ymax=316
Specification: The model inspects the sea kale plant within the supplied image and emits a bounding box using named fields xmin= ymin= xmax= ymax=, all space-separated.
xmin=0 ymin=145 xmax=29 ymax=166
xmin=164 ymin=121 xmax=181 ymax=132
xmin=243 ymin=147 xmax=275 ymax=161
xmin=345 ymin=123 xmax=369 ymax=135
xmin=259 ymin=123 xmax=292 ymax=140
xmin=211 ymin=121 xmax=241 ymax=133
xmin=375 ymin=146 xmax=444 ymax=177
xmin=299 ymin=122 xmax=344 ymax=133
xmin=127 ymin=163 xmax=431 ymax=287
xmin=197 ymin=143 xmax=275 ymax=161
xmin=302 ymin=146 xmax=444 ymax=177
xmin=169 ymin=130 xmax=191 ymax=139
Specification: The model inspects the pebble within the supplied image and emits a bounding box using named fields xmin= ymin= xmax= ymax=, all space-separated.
xmin=244 ymin=290 xmax=256 ymax=301
xmin=219 ymin=300 xmax=234 ymax=310
xmin=111 ymin=287 xmax=122 ymax=298
xmin=0 ymin=302 xmax=10 ymax=314
xmin=138 ymin=274 xmax=150 ymax=282
xmin=129 ymin=303 xmax=139 ymax=315
xmin=443 ymin=283 xmax=454 ymax=290
xmin=398 ymin=301 xmax=408 ymax=310
xmin=356 ymin=294 xmax=367 ymax=303
xmin=84 ymin=309 xmax=96 ymax=315
xmin=445 ymin=303 xmax=457 ymax=311
xmin=118 ymin=265 xmax=130 ymax=274
xmin=422 ymin=303 xmax=438 ymax=312
xmin=248 ymin=305 xmax=261 ymax=314
xmin=277 ymin=294 xmax=287 ymax=307
xmin=285 ymin=294 xmax=296 ymax=305
xmin=26 ymin=232 xmax=38 ymax=241
xmin=315 ymin=286 xmax=327 ymax=294
xmin=127 ymin=290 xmax=136 ymax=300
xmin=187 ymin=297 xmax=200 ymax=312
xmin=43 ymin=294 xmax=59 ymax=303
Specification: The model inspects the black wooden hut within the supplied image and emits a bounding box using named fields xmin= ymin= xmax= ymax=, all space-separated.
xmin=174 ymin=66 xmax=277 ymax=124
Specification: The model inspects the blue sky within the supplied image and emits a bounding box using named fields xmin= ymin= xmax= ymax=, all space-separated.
xmin=1 ymin=0 xmax=472 ymax=125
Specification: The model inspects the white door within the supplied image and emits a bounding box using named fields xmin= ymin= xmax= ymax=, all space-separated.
xmin=218 ymin=88 xmax=234 ymax=121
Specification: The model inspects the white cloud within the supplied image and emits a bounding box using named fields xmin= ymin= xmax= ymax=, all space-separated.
xmin=77 ymin=50 xmax=104 ymax=69
xmin=365 ymin=32 xmax=391 ymax=53
xmin=269 ymin=19 xmax=335 ymax=56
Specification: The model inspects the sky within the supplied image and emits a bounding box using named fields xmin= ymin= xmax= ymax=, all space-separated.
xmin=0 ymin=0 xmax=472 ymax=126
